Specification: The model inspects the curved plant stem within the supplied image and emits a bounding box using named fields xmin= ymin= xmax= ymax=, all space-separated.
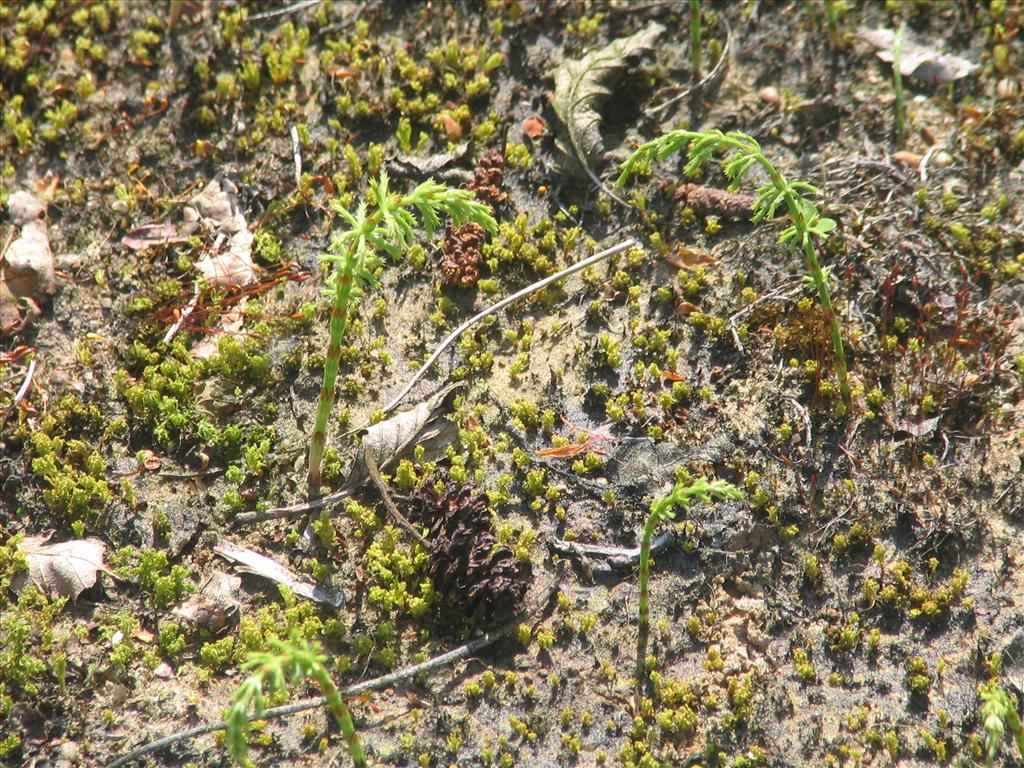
xmin=619 ymin=130 xmax=851 ymax=408
xmin=105 ymin=581 xmax=558 ymax=768
xmin=634 ymin=477 xmax=742 ymax=692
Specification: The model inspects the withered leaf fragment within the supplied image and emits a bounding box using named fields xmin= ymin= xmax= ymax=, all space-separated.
xmin=214 ymin=541 xmax=343 ymax=608
xmin=552 ymin=22 xmax=665 ymax=174
xmin=16 ymin=534 xmax=109 ymax=601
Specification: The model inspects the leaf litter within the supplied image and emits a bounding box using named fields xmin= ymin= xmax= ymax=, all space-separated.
xmin=213 ymin=540 xmax=343 ymax=608
xmin=551 ymin=22 xmax=665 ymax=175
xmin=859 ymin=26 xmax=980 ymax=85
xmin=15 ymin=534 xmax=110 ymax=601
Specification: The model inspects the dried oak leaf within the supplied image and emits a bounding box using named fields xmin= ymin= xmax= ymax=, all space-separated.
xmin=16 ymin=534 xmax=109 ymax=601
xmin=552 ymin=22 xmax=665 ymax=174
xmin=172 ymin=570 xmax=241 ymax=633
xmin=344 ymin=383 xmax=464 ymax=491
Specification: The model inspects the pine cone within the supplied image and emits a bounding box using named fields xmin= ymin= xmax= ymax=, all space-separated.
xmin=467 ymin=149 xmax=506 ymax=210
xmin=439 ymin=151 xmax=506 ymax=286
xmin=439 ymin=221 xmax=487 ymax=286
xmin=412 ymin=480 xmax=529 ymax=624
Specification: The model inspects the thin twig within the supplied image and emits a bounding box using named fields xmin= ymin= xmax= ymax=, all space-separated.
xmin=162 ymin=283 xmax=199 ymax=345
xmin=550 ymin=530 xmax=674 ymax=571
xmin=645 ymin=15 xmax=732 ymax=116
xmin=105 ymin=581 xmax=558 ymax=768
xmin=245 ymin=0 xmax=321 ymax=23
xmin=12 ymin=357 xmax=36 ymax=407
xmin=233 ymin=485 xmax=357 ymax=525
xmin=290 ymin=125 xmax=302 ymax=186
xmin=380 ymin=239 xmax=637 ymax=416
xmin=362 ymin=446 xmax=428 ymax=548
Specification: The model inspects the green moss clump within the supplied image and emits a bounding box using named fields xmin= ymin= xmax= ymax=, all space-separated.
xmin=29 ymin=432 xmax=111 ymax=529
xmin=109 ymin=547 xmax=195 ymax=609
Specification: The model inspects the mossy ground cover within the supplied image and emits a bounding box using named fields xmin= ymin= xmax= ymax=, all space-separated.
xmin=1 ymin=2 xmax=1022 ymax=767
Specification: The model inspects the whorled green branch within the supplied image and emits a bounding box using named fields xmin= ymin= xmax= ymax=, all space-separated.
xmin=618 ymin=129 xmax=851 ymax=408
xmin=306 ymin=172 xmax=497 ymax=501
xmin=226 ymin=635 xmax=366 ymax=768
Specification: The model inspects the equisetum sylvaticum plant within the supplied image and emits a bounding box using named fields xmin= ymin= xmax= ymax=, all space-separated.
xmin=226 ymin=635 xmax=366 ymax=768
xmin=618 ymin=129 xmax=852 ymax=408
xmin=636 ymin=476 xmax=743 ymax=690
xmin=306 ymin=172 xmax=496 ymax=500
xmin=892 ymin=22 xmax=907 ymax=148
xmin=980 ymin=680 xmax=1024 ymax=767
xmin=690 ymin=0 xmax=702 ymax=81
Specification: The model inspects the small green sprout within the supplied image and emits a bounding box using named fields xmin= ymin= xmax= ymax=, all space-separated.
xmin=636 ymin=476 xmax=742 ymax=689
xmin=306 ymin=171 xmax=496 ymax=499
xmin=979 ymin=682 xmax=1023 ymax=767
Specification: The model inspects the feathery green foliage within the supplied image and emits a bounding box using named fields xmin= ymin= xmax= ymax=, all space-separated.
xmin=618 ymin=129 xmax=851 ymax=408
xmin=226 ymin=634 xmax=366 ymax=767
xmin=306 ymin=172 xmax=497 ymax=499
xmin=636 ymin=476 xmax=742 ymax=689
xmin=980 ymin=682 xmax=1024 ymax=767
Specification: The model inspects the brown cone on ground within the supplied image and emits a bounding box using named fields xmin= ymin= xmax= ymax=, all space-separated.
xmin=439 ymin=151 xmax=506 ymax=286
xmin=411 ymin=478 xmax=529 ymax=624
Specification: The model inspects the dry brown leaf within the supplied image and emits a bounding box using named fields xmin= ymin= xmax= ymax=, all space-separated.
xmin=344 ymin=383 xmax=464 ymax=489
xmin=665 ymin=244 xmax=715 ymax=269
xmin=121 ymin=220 xmax=189 ymax=251
xmin=194 ymin=229 xmax=256 ymax=289
xmin=522 ymin=115 xmax=548 ymax=139
xmin=3 ymin=191 xmax=55 ymax=302
xmin=214 ymin=541 xmax=343 ymax=607
xmin=122 ymin=176 xmax=257 ymax=286
xmin=891 ymin=151 xmax=922 ymax=168
xmin=172 ymin=570 xmax=241 ymax=633
xmin=17 ymin=534 xmax=109 ymax=601
xmin=858 ymin=27 xmax=979 ymax=85
xmin=191 ymin=299 xmax=247 ymax=360
xmin=552 ymin=22 xmax=665 ymax=173
xmin=136 ymin=449 xmax=162 ymax=471
xmin=388 ymin=142 xmax=470 ymax=179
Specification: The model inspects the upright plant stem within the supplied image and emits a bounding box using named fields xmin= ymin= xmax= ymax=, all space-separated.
xmin=619 ymin=130 xmax=851 ymax=408
xmin=893 ymin=23 xmax=906 ymax=148
xmin=635 ymin=495 xmax=670 ymax=686
xmin=757 ymin=158 xmax=851 ymax=406
xmin=303 ymin=174 xmax=494 ymax=502
xmin=690 ymin=0 xmax=702 ymax=82
xmin=313 ymin=669 xmax=366 ymax=768
xmin=307 ymin=272 xmax=354 ymax=499
xmin=823 ymin=0 xmax=841 ymax=48
xmin=633 ymin=478 xmax=742 ymax=694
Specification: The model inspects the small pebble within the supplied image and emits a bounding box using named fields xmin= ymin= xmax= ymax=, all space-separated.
xmin=58 ymin=741 xmax=80 ymax=764
xmin=758 ymin=86 xmax=781 ymax=105
xmin=996 ymin=77 xmax=1020 ymax=101
xmin=932 ymin=151 xmax=953 ymax=168
xmin=110 ymin=683 xmax=128 ymax=707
